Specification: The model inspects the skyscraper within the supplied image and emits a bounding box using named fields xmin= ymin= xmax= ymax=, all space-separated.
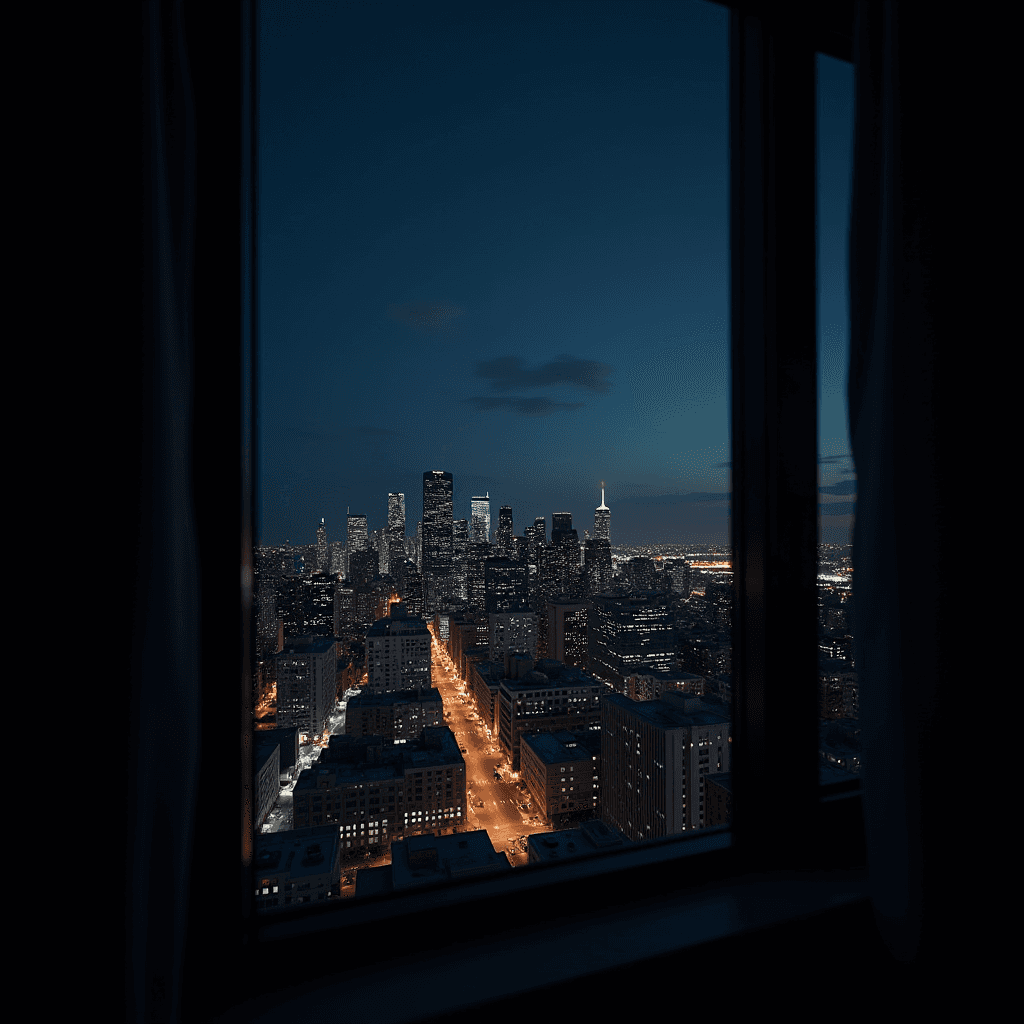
xmin=471 ymin=493 xmax=491 ymax=543
xmin=388 ymin=493 xmax=406 ymax=539
xmin=316 ymin=518 xmax=328 ymax=571
xmin=347 ymin=511 xmax=368 ymax=553
xmin=387 ymin=493 xmax=406 ymax=578
xmin=422 ymin=471 xmax=454 ymax=611
xmin=551 ymin=512 xmax=573 ymax=546
xmin=595 ymin=487 xmax=610 ymax=544
xmin=495 ymin=505 xmax=514 ymax=558
xmin=452 ymin=518 xmax=469 ymax=600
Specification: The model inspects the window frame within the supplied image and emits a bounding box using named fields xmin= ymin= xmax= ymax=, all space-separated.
xmin=154 ymin=3 xmax=867 ymax=1020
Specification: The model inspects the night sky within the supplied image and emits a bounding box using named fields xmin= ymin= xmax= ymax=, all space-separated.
xmin=258 ymin=0 xmax=853 ymax=548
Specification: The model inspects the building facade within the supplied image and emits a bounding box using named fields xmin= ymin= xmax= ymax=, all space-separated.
xmin=600 ymin=690 xmax=731 ymax=840
xmin=274 ymin=636 xmax=338 ymax=742
xmin=520 ymin=729 xmax=602 ymax=826
xmin=365 ymin=603 xmax=431 ymax=694
xmin=495 ymin=658 xmax=604 ymax=769
xmin=588 ymin=591 xmax=675 ymax=693
xmin=470 ymin=493 xmax=491 ymax=543
xmin=292 ymin=726 xmax=467 ymax=853
xmin=422 ymin=471 xmax=454 ymax=611
xmin=345 ymin=687 xmax=444 ymax=743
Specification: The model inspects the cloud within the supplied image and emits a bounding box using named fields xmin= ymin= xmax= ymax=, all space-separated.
xmin=466 ymin=396 xmax=585 ymax=416
xmin=388 ymin=302 xmax=465 ymax=334
xmin=820 ymin=501 xmax=856 ymax=516
xmin=474 ymin=354 xmax=613 ymax=394
xmin=819 ymin=479 xmax=857 ymax=496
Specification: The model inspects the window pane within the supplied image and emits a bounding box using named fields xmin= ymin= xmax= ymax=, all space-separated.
xmin=816 ymin=53 xmax=858 ymax=781
xmin=255 ymin=0 xmax=729 ymax=907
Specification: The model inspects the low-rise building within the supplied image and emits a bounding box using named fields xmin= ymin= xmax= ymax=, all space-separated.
xmin=520 ymin=729 xmax=602 ymax=826
xmin=254 ymin=738 xmax=281 ymax=830
xmin=255 ymin=726 xmax=300 ymax=780
xmin=345 ymin=687 xmax=444 ymax=743
xmin=467 ymin=658 xmax=505 ymax=736
xmin=526 ymin=819 xmax=631 ymax=864
xmin=496 ymin=658 xmax=604 ymax=770
xmin=355 ymin=829 xmax=511 ymax=896
xmin=254 ymin=824 xmax=342 ymax=913
xmin=292 ymin=726 xmax=466 ymax=853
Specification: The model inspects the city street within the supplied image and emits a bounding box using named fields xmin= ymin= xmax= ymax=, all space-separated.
xmin=428 ymin=625 xmax=551 ymax=866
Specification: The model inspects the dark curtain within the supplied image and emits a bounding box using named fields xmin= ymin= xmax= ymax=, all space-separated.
xmin=849 ymin=1 xmax=971 ymax=966
xmin=133 ymin=2 xmax=200 ymax=1021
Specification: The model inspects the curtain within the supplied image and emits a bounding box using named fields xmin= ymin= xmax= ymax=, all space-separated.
xmin=133 ymin=2 xmax=200 ymax=1020
xmin=849 ymin=0 xmax=962 ymax=965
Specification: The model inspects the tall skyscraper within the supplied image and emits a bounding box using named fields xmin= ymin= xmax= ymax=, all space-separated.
xmin=387 ymin=493 xmax=406 ymax=578
xmin=533 ymin=516 xmax=547 ymax=545
xmin=551 ymin=512 xmax=573 ymax=546
xmin=471 ymin=493 xmax=491 ymax=543
xmin=316 ymin=518 xmax=328 ymax=571
xmin=595 ymin=487 xmax=610 ymax=544
xmin=453 ymin=518 xmax=469 ymax=600
xmin=422 ymin=471 xmax=454 ymax=611
xmin=388 ymin=493 xmax=406 ymax=539
xmin=495 ymin=505 xmax=514 ymax=558
xmin=347 ymin=511 xmax=368 ymax=553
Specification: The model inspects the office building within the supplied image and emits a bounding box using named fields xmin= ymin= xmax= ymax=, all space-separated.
xmin=520 ymin=729 xmax=602 ymax=827
xmin=551 ymin=512 xmax=573 ymax=545
xmin=274 ymin=636 xmax=338 ymax=743
xmin=422 ymin=471 xmax=454 ymax=611
xmin=347 ymin=512 xmax=368 ymax=554
xmin=365 ymin=602 xmax=431 ymax=694
xmin=387 ymin=493 xmax=406 ymax=577
xmin=254 ymin=824 xmax=343 ymax=913
xmin=484 ymin=557 xmax=529 ymax=613
xmin=589 ymin=591 xmax=675 ymax=693
xmin=345 ymin=687 xmax=444 ymax=744
xmin=292 ymin=726 xmax=466 ymax=852
xmin=547 ymin=599 xmax=590 ymax=670
xmin=495 ymin=657 xmax=603 ymax=769
xmin=495 ymin=505 xmax=514 ymax=558
xmin=488 ymin=609 xmax=538 ymax=662
xmin=466 ymin=541 xmax=492 ymax=612
xmin=600 ymin=691 xmax=731 ymax=840
xmin=470 ymin=493 xmax=490 ymax=542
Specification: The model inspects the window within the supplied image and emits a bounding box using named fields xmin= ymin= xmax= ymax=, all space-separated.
xmin=133 ymin=3 xmax=945 ymax=1021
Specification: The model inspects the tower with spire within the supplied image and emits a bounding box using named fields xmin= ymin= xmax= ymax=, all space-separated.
xmin=595 ymin=485 xmax=610 ymax=543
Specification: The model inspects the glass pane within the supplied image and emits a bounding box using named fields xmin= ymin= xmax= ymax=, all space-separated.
xmin=254 ymin=0 xmax=730 ymax=907
xmin=816 ymin=53 xmax=858 ymax=781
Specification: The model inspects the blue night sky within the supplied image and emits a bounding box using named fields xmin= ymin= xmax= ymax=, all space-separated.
xmin=258 ymin=1 xmax=853 ymax=548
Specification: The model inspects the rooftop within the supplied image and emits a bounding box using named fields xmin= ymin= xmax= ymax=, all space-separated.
xmin=604 ymin=691 xmax=730 ymax=729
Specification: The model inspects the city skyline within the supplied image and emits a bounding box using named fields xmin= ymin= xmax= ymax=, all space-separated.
xmin=258 ymin=0 xmax=854 ymax=548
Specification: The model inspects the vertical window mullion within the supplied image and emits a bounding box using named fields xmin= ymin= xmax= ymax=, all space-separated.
xmin=730 ymin=8 xmax=819 ymax=868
